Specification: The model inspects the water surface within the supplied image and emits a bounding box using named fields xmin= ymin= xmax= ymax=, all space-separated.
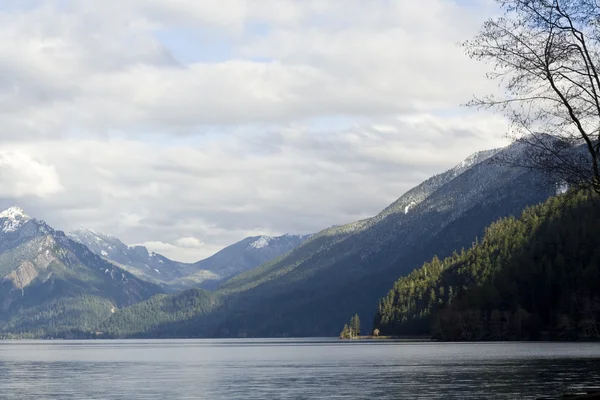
xmin=0 ymin=339 xmax=599 ymax=399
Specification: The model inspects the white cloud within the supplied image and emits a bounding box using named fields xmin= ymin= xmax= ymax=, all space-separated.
xmin=175 ymin=237 xmax=204 ymax=248
xmin=141 ymin=241 xmax=176 ymax=253
xmin=0 ymin=151 xmax=63 ymax=198
xmin=2 ymin=113 xmax=508 ymax=260
xmin=0 ymin=0 xmax=500 ymax=137
xmin=0 ymin=0 xmax=510 ymax=261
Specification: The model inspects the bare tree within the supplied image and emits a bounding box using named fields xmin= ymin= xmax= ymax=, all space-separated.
xmin=463 ymin=0 xmax=600 ymax=193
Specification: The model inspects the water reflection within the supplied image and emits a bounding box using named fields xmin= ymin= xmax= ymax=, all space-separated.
xmin=0 ymin=340 xmax=598 ymax=399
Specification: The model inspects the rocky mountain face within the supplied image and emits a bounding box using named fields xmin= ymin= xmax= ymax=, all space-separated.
xmin=0 ymin=207 xmax=162 ymax=336
xmin=68 ymin=229 xmax=309 ymax=291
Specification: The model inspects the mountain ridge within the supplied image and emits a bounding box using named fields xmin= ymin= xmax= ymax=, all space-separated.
xmin=0 ymin=142 xmax=562 ymax=338
xmin=99 ymin=143 xmax=556 ymax=338
xmin=67 ymin=228 xmax=309 ymax=291
xmin=200 ymin=143 xmax=555 ymax=337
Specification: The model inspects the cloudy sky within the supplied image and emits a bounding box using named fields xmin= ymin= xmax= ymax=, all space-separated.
xmin=0 ymin=0 xmax=510 ymax=262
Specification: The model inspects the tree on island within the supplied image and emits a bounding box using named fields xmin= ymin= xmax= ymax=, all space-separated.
xmin=464 ymin=0 xmax=600 ymax=193
xmin=350 ymin=314 xmax=361 ymax=337
xmin=340 ymin=324 xmax=352 ymax=339
xmin=339 ymin=314 xmax=362 ymax=339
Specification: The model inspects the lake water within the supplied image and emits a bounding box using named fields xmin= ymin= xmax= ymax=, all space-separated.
xmin=0 ymin=339 xmax=599 ymax=399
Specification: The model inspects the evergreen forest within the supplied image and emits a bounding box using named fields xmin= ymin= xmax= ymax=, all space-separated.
xmin=374 ymin=191 xmax=600 ymax=340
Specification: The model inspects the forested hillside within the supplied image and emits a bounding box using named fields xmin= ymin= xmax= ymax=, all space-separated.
xmin=374 ymin=191 xmax=600 ymax=340
xmin=100 ymin=288 xmax=218 ymax=338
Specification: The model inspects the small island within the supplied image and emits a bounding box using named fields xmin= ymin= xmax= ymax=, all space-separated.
xmin=339 ymin=315 xmax=394 ymax=340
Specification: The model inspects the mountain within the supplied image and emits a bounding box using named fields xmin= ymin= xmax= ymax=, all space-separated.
xmin=99 ymin=288 xmax=218 ymax=338
xmin=68 ymin=229 xmax=309 ymax=291
xmin=0 ymin=207 xmax=162 ymax=337
xmin=67 ymin=228 xmax=191 ymax=287
xmin=101 ymin=143 xmax=557 ymax=338
xmin=174 ymin=234 xmax=309 ymax=289
xmin=207 ymin=144 xmax=554 ymax=337
xmin=374 ymin=190 xmax=600 ymax=341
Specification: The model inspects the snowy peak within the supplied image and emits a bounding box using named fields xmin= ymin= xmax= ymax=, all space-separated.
xmin=379 ymin=148 xmax=501 ymax=219
xmin=69 ymin=227 xmax=117 ymax=242
xmin=191 ymin=233 xmax=308 ymax=280
xmin=0 ymin=206 xmax=30 ymax=219
xmin=282 ymin=233 xmax=306 ymax=239
xmin=68 ymin=227 xmax=189 ymax=286
xmin=0 ymin=206 xmax=32 ymax=233
xmin=246 ymin=234 xmax=308 ymax=250
xmin=452 ymin=149 xmax=499 ymax=173
xmin=249 ymin=236 xmax=273 ymax=249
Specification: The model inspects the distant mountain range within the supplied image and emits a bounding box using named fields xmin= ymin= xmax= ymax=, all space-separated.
xmin=67 ymin=228 xmax=190 ymax=285
xmin=0 ymin=205 xmax=308 ymax=336
xmin=68 ymin=229 xmax=309 ymax=291
xmin=181 ymin=234 xmax=309 ymax=289
xmin=0 ymin=142 xmax=563 ymax=338
xmin=99 ymin=142 xmax=557 ymax=338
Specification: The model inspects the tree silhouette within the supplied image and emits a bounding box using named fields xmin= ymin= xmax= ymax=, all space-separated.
xmin=464 ymin=0 xmax=600 ymax=193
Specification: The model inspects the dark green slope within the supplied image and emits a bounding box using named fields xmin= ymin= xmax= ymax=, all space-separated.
xmin=100 ymin=288 xmax=218 ymax=338
xmin=375 ymin=191 xmax=600 ymax=341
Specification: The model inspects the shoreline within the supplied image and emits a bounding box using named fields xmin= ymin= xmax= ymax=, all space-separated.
xmin=2 ymin=334 xmax=599 ymax=342
xmin=340 ymin=335 xmax=431 ymax=341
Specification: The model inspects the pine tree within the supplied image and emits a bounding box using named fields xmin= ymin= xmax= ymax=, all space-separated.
xmin=372 ymin=191 xmax=600 ymax=340
xmin=339 ymin=324 xmax=351 ymax=339
xmin=350 ymin=314 xmax=361 ymax=337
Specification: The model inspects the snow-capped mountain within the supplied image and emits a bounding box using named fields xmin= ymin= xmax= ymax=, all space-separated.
xmin=68 ymin=228 xmax=188 ymax=285
xmin=0 ymin=207 xmax=53 ymax=253
xmin=0 ymin=207 xmax=162 ymax=335
xmin=0 ymin=206 xmax=32 ymax=233
xmin=378 ymin=148 xmax=500 ymax=220
xmin=68 ymin=229 xmax=309 ymax=291
xmin=183 ymin=233 xmax=310 ymax=286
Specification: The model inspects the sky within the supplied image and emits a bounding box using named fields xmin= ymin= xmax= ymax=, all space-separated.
xmin=0 ymin=0 xmax=510 ymax=262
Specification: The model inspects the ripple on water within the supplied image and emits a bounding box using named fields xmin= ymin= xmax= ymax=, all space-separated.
xmin=0 ymin=340 xmax=598 ymax=399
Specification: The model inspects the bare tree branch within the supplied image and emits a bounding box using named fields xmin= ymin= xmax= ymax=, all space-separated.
xmin=464 ymin=0 xmax=600 ymax=193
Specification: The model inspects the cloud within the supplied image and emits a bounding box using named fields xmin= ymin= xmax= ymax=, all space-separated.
xmin=141 ymin=241 xmax=176 ymax=253
xmin=0 ymin=0 xmax=510 ymax=261
xmin=0 ymin=151 xmax=63 ymax=198
xmin=175 ymin=237 xmax=204 ymax=248
xmin=1 ymin=113 xmax=509 ymax=261
xmin=0 ymin=0 xmax=500 ymax=138
xmin=142 ymin=239 xmax=225 ymax=262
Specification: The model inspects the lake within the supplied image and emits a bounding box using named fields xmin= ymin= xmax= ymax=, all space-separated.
xmin=0 ymin=339 xmax=598 ymax=399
